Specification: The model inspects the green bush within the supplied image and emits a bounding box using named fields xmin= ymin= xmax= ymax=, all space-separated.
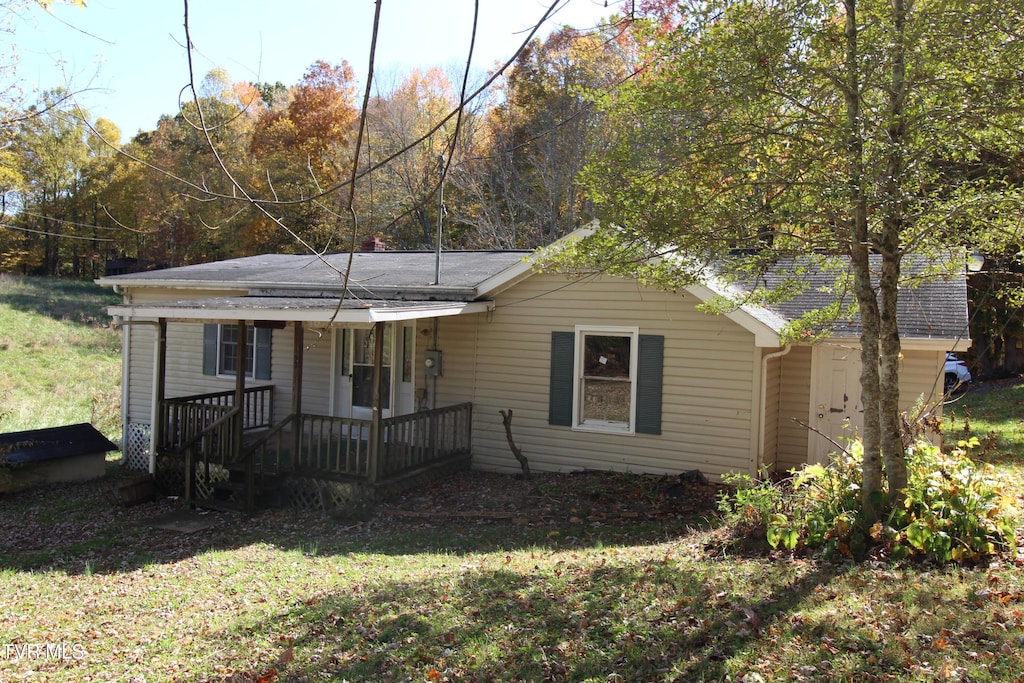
xmin=890 ymin=438 xmax=1018 ymax=562
xmin=716 ymin=470 xmax=787 ymax=537
xmin=718 ymin=439 xmax=1018 ymax=563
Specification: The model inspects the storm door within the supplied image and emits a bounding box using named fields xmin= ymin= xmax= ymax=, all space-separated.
xmin=335 ymin=324 xmax=394 ymax=420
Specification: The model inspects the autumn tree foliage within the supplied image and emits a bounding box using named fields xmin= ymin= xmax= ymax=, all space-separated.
xmin=360 ymin=67 xmax=468 ymax=249
xmin=2 ymin=0 xmax=643 ymax=271
xmin=3 ymin=90 xmax=124 ymax=277
xmin=453 ymin=26 xmax=634 ymax=248
xmin=247 ymin=60 xmax=360 ymax=253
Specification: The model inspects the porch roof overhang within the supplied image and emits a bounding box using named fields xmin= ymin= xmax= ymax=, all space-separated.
xmin=109 ymin=295 xmax=494 ymax=324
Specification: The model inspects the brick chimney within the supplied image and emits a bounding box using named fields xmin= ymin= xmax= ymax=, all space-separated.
xmin=360 ymin=236 xmax=386 ymax=252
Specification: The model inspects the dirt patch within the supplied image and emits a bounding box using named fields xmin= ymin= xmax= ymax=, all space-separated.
xmin=966 ymin=375 xmax=1024 ymax=393
xmin=377 ymin=469 xmax=724 ymax=525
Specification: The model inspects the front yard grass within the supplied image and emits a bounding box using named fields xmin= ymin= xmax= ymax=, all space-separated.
xmin=2 ymin=460 xmax=1023 ymax=682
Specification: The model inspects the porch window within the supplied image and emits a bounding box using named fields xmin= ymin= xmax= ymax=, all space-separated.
xmin=548 ymin=328 xmax=663 ymax=435
xmin=203 ymin=324 xmax=272 ymax=380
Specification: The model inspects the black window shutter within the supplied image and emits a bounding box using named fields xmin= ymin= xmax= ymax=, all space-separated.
xmin=549 ymin=331 xmax=575 ymax=426
xmin=255 ymin=327 xmax=273 ymax=380
xmin=636 ymin=334 xmax=664 ymax=435
xmin=203 ymin=324 xmax=218 ymax=375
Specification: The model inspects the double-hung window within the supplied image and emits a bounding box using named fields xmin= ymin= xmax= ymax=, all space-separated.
xmin=549 ymin=326 xmax=663 ymax=435
xmin=203 ymin=324 xmax=272 ymax=380
xmin=219 ymin=324 xmax=255 ymax=377
xmin=576 ymin=327 xmax=637 ymax=431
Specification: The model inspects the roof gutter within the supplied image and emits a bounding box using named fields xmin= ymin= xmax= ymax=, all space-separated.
xmin=107 ymin=300 xmax=494 ymax=325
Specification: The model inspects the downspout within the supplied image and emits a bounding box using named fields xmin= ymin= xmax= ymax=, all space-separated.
xmin=757 ymin=344 xmax=792 ymax=476
xmin=112 ymin=285 xmax=131 ymax=465
xmin=111 ymin=317 xmax=163 ymax=475
xmin=110 ymin=284 xmax=165 ymax=475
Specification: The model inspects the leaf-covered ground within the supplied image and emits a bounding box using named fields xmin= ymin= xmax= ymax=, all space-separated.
xmin=2 ymin=466 xmax=1022 ymax=683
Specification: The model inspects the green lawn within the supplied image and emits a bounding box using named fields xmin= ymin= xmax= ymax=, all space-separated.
xmin=0 ymin=274 xmax=121 ymax=439
xmin=944 ymin=382 xmax=1024 ymax=473
xmin=1 ymin=476 xmax=1022 ymax=683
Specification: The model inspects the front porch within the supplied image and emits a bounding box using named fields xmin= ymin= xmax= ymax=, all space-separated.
xmin=156 ymin=385 xmax=473 ymax=513
xmin=141 ymin=314 xmax=473 ymax=515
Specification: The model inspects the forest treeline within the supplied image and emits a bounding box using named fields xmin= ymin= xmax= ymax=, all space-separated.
xmin=2 ymin=2 xmax=1024 ymax=379
xmin=0 ymin=25 xmax=631 ymax=278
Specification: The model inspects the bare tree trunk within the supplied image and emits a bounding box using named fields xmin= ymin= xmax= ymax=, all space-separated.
xmin=879 ymin=252 xmax=906 ymax=498
xmin=853 ymin=256 xmax=884 ymax=522
xmin=878 ymin=0 xmax=910 ymax=501
xmin=844 ymin=0 xmax=884 ymax=522
xmin=498 ymin=409 xmax=531 ymax=479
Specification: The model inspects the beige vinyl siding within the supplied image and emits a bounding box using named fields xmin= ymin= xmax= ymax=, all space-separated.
xmin=459 ymin=273 xmax=760 ymax=478
xmin=163 ymin=322 xmax=213 ymax=399
xmin=761 ymin=348 xmax=783 ymax=470
xmin=899 ymin=348 xmax=946 ymax=419
xmin=120 ymin=285 xmax=263 ymax=426
xmin=126 ymin=322 xmax=156 ymax=425
xmin=300 ymin=326 xmax=333 ymax=415
xmin=124 ymin=319 xmax=303 ymax=426
xmin=123 ymin=287 xmax=245 ymax=304
xmin=432 ymin=315 xmax=481 ymax=410
xmin=267 ymin=325 xmax=298 ymax=420
xmin=775 ymin=345 xmax=812 ymax=472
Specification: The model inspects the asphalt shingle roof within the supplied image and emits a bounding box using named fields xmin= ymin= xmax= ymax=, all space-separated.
xmin=102 ymin=249 xmax=968 ymax=340
xmin=102 ymin=251 xmax=530 ymax=296
xmin=750 ymin=254 xmax=969 ymax=339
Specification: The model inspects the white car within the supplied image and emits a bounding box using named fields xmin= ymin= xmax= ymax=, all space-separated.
xmin=944 ymin=353 xmax=972 ymax=394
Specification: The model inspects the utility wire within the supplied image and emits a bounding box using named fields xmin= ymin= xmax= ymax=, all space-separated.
xmin=0 ymin=222 xmax=116 ymax=241
xmin=328 ymin=0 xmax=384 ymax=327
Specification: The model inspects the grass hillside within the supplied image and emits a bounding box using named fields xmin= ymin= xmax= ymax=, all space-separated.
xmin=0 ymin=274 xmax=121 ymax=439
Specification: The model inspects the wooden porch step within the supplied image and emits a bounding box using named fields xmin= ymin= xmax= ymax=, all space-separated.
xmin=193 ymin=497 xmax=247 ymax=514
xmin=193 ymin=473 xmax=285 ymax=514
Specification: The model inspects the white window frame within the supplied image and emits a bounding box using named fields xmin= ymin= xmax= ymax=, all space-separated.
xmin=572 ymin=325 xmax=639 ymax=434
xmin=217 ymin=323 xmax=257 ymax=378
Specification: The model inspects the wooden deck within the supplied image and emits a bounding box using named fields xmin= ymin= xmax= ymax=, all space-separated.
xmin=155 ymin=390 xmax=472 ymax=513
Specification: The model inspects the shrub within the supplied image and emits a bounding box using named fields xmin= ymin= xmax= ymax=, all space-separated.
xmin=716 ymin=470 xmax=787 ymax=538
xmin=890 ymin=438 xmax=1018 ymax=562
xmin=718 ymin=439 xmax=1018 ymax=563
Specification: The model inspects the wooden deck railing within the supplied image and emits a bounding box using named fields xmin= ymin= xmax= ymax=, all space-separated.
xmin=179 ymin=406 xmax=242 ymax=507
xmin=165 ymin=392 xmax=471 ymax=513
xmin=160 ymin=385 xmax=274 ymax=450
xmin=244 ymin=402 xmax=473 ymax=482
xmin=379 ymin=402 xmax=472 ymax=479
xmin=245 ymin=413 xmax=371 ymax=478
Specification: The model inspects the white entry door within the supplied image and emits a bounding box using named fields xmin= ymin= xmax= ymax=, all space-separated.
xmin=809 ymin=345 xmax=864 ymax=462
xmin=333 ymin=323 xmax=418 ymax=419
xmin=334 ymin=324 xmax=394 ymax=420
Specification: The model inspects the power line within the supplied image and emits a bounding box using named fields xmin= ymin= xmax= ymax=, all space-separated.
xmin=0 ymin=221 xmax=116 ymax=241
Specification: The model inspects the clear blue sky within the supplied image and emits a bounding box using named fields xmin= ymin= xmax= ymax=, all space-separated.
xmin=13 ymin=0 xmax=622 ymax=139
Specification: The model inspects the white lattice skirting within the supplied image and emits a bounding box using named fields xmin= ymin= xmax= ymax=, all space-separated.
xmin=124 ymin=422 xmax=152 ymax=471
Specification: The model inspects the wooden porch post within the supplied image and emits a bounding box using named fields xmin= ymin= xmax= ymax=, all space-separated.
xmin=367 ymin=321 xmax=385 ymax=483
xmin=291 ymin=322 xmax=304 ymax=461
xmin=235 ymin=320 xmax=250 ymax=513
xmin=153 ymin=318 xmax=167 ymax=475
